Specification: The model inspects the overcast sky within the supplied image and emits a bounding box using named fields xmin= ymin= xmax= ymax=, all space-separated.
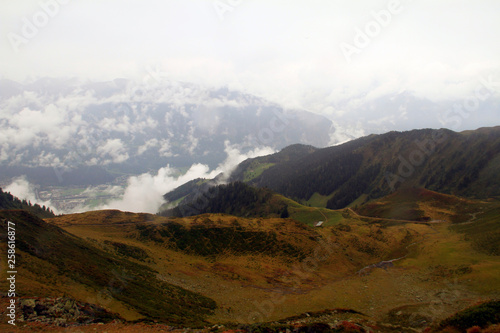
xmin=1 ymin=0 xmax=500 ymax=120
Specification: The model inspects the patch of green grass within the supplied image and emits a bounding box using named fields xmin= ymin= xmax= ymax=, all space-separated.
xmin=243 ymin=162 xmax=275 ymax=182
xmin=165 ymin=195 xmax=187 ymax=208
xmin=357 ymin=200 xmax=425 ymax=221
xmin=279 ymin=195 xmax=344 ymax=226
xmin=346 ymin=194 xmax=369 ymax=208
xmin=196 ymin=179 xmax=210 ymax=185
xmin=451 ymin=204 xmax=500 ymax=256
xmin=291 ymin=209 xmax=343 ymax=227
xmin=306 ymin=192 xmax=335 ymax=208
xmin=60 ymin=187 xmax=87 ymax=196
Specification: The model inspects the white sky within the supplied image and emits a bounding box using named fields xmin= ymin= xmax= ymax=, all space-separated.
xmin=1 ymin=0 xmax=500 ymax=112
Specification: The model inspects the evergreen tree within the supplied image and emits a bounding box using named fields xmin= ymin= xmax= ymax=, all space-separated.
xmin=280 ymin=205 xmax=289 ymax=218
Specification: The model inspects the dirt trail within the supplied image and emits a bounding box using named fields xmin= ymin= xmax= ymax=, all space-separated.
xmin=455 ymin=209 xmax=483 ymax=225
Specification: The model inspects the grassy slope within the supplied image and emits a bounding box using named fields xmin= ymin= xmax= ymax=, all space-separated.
xmin=42 ymin=194 xmax=500 ymax=329
xmin=304 ymin=192 xmax=335 ymax=207
xmin=164 ymin=181 xmax=344 ymax=224
xmin=0 ymin=210 xmax=216 ymax=326
xmin=1 ymin=185 xmax=498 ymax=331
xmin=451 ymin=200 xmax=500 ymax=256
xmin=229 ymin=127 xmax=500 ymax=210
xmin=279 ymin=195 xmax=344 ymax=226
xmin=242 ymin=161 xmax=275 ymax=182
xmin=162 ymin=127 xmax=500 ymax=216
xmin=355 ymin=188 xmax=486 ymax=223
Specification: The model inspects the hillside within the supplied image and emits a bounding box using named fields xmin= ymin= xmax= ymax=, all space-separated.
xmin=49 ymin=203 xmax=500 ymax=330
xmin=0 ymin=191 xmax=499 ymax=331
xmin=0 ymin=187 xmax=55 ymax=218
xmin=163 ymin=144 xmax=318 ymax=205
xmin=1 ymin=126 xmax=500 ymax=331
xmin=0 ymin=210 xmax=216 ymax=326
xmin=43 ymin=208 xmax=430 ymax=323
xmin=162 ymin=181 xmax=287 ymax=218
xmin=163 ymin=127 xmax=500 ymax=213
xmin=229 ymin=144 xmax=318 ymax=182
xmin=355 ymin=188 xmax=500 ymax=256
xmin=224 ymin=127 xmax=500 ymax=209
xmin=161 ymin=181 xmax=348 ymax=228
xmin=354 ymin=187 xmax=485 ymax=223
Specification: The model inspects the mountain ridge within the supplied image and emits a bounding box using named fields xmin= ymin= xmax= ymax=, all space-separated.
xmin=220 ymin=127 xmax=500 ymax=208
xmin=0 ymin=187 xmax=55 ymax=218
xmin=163 ymin=127 xmax=500 ymax=214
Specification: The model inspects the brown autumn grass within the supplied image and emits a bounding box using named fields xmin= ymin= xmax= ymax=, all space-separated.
xmin=2 ymin=191 xmax=499 ymax=331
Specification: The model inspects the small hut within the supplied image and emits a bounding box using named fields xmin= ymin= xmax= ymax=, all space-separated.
xmin=314 ymin=221 xmax=324 ymax=227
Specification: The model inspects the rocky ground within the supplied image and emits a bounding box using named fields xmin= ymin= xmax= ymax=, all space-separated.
xmin=0 ymin=297 xmax=411 ymax=332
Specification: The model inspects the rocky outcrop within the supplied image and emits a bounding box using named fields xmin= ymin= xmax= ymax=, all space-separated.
xmin=17 ymin=297 xmax=122 ymax=326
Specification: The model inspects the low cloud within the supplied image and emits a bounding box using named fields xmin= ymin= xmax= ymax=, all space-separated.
xmin=88 ymin=142 xmax=275 ymax=214
xmin=137 ymin=138 xmax=159 ymax=155
xmin=328 ymin=121 xmax=366 ymax=146
xmin=216 ymin=141 xmax=275 ymax=182
xmin=96 ymin=138 xmax=129 ymax=164
xmin=99 ymin=163 xmax=216 ymax=213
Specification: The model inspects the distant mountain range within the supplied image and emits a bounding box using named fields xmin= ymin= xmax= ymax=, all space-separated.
xmin=0 ymin=78 xmax=339 ymax=185
xmin=2 ymin=77 xmax=499 ymax=190
xmin=164 ymin=126 xmax=500 ymax=211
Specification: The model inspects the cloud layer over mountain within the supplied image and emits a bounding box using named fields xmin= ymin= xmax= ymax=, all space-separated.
xmin=0 ymin=78 xmax=339 ymax=174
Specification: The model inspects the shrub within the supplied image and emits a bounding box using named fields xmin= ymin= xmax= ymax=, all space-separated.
xmin=439 ymin=300 xmax=500 ymax=332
